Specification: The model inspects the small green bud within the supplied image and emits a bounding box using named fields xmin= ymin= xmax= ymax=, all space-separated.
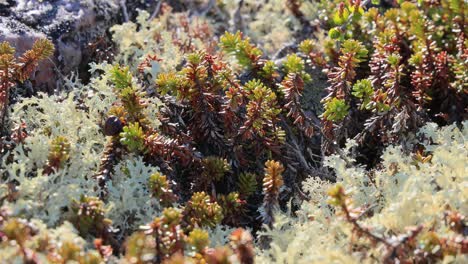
xmin=329 ymin=27 xmax=341 ymax=40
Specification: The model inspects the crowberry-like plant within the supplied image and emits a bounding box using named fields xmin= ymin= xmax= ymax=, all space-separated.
xmin=0 ymin=2 xmax=466 ymax=263
xmin=301 ymin=0 xmax=466 ymax=164
xmin=0 ymin=39 xmax=54 ymax=135
xmin=260 ymin=160 xmax=284 ymax=226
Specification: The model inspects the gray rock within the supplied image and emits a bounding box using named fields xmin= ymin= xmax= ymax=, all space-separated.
xmin=0 ymin=0 xmax=120 ymax=92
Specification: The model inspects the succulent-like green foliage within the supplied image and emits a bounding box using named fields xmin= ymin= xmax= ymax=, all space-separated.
xmin=242 ymin=79 xmax=283 ymax=140
xmin=0 ymin=211 xmax=105 ymax=263
xmin=303 ymin=0 xmax=467 ymax=159
xmin=322 ymin=97 xmax=349 ymax=122
xmin=120 ymin=122 xmax=146 ymax=152
xmin=201 ymin=156 xmax=230 ymax=182
xmin=151 ymin=208 xmax=185 ymax=259
xmin=352 ymin=79 xmax=373 ymax=109
xmin=1 ymin=218 xmax=36 ymax=248
xmin=320 ymin=40 xmax=368 ymax=127
xmin=69 ymin=195 xmax=113 ymax=239
xmin=187 ymin=228 xmax=210 ymax=253
xmin=30 ymin=39 xmax=55 ymax=61
xmin=184 ymin=192 xmax=223 ymax=229
xmin=0 ymin=41 xmax=15 ymax=55
xmin=123 ymin=210 xmax=253 ymax=263
xmin=13 ymin=39 xmax=55 ymax=81
xmin=148 ymin=172 xmax=177 ymax=205
xmin=155 ymin=71 xmax=179 ymax=96
xmin=260 ymin=160 xmax=284 ymax=225
xmin=283 ymin=54 xmax=310 ymax=81
xmin=109 ymin=65 xmax=133 ymax=90
xmin=219 ymin=31 xmax=262 ymax=69
xmin=218 ymin=192 xmax=245 ymax=225
xmin=238 ymin=173 xmax=258 ymax=198
xmin=123 ymin=231 xmax=155 ymax=263
xmin=44 ymin=135 xmax=71 ymax=174
xmin=108 ymin=65 xmax=148 ymax=126
xmin=298 ymin=39 xmax=314 ymax=54
xmin=260 ymin=60 xmax=278 ymax=79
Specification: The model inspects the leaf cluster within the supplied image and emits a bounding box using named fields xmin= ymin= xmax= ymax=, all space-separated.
xmin=301 ymin=0 xmax=467 ymax=161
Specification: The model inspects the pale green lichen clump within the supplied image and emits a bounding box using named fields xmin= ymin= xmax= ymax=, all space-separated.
xmin=257 ymin=122 xmax=467 ymax=263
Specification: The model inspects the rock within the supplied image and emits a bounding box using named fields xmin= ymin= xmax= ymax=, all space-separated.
xmin=0 ymin=0 xmax=120 ymax=92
